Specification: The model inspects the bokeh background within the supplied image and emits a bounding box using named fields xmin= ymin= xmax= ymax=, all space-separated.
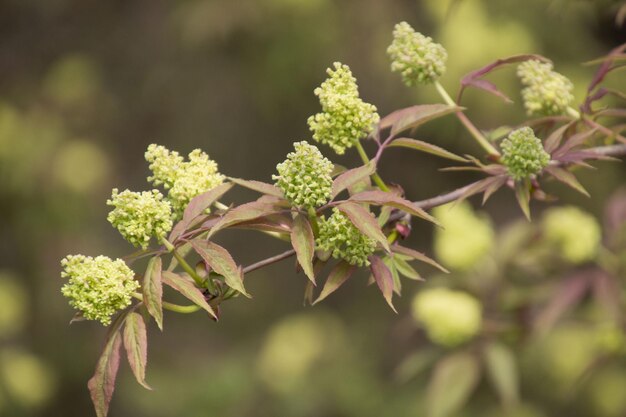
xmin=1 ymin=0 xmax=625 ymax=416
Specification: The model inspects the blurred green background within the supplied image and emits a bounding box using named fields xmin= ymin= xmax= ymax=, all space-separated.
xmin=1 ymin=0 xmax=625 ymax=416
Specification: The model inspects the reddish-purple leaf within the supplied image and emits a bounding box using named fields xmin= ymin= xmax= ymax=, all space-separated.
xmin=337 ymin=202 xmax=390 ymax=253
xmin=535 ymin=273 xmax=591 ymax=336
xmin=391 ymin=245 xmax=448 ymax=273
xmin=544 ymin=166 xmax=590 ymax=197
xmin=388 ymin=138 xmax=468 ymax=162
xmin=331 ymin=161 xmax=376 ymax=198
xmin=482 ymin=176 xmax=508 ymax=205
xmin=291 ymin=214 xmax=316 ymax=284
xmin=587 ymin=43 xmax=626 ymax=93
xmin=142 ymin=256 xmax=163 ymax=331
xmin=161 ymin=271 xmax=217 ymax=319
xmin=464 ymin=78 xmax=513 ymax=103
xmin=208 ymin=200 xmax=280 ymax=238
xmin=349 ymin=190 xmax=439 ymax=225
xmin=182 ymin=182 xmax=234 ymax=224
xmin=232 ymin=213 xmax=292 ymax=234
xmin=313 ymin=261 xmax=356 ymax=304
xmin=553 ymin=128 xmax=597 ymax=158
xmin=369 ymin=255 xmax=397 ymax=313
xmin=544 ymin=122 xmax=575 ymax=154
xmin=381 ymin=104 xmax=460 ymax=137
xmin=191 ymin=240 xmax=250 ymax=297
xmin=228 ymin=177 xmax=285 ymax=198
xmin=123 ymin=312 xmax=151 ymax=390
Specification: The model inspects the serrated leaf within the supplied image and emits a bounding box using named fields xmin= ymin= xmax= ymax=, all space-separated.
xmin=208 ymin=200 xmax=279 ymax=238
xmin=391 ymin=245 xmax=448 ymax=273
xmin=183 ymin=182 xmax=234 ymax=224
xmin=191 ymin=240 xmax=250 ymax=297
xmin=313 ymin=261 xmax=355 ymax=304
xmin=291 ymin=214 xmax=316 ymax=284
xmin=88 ymin=309 xmax=131 ymax=417
xmin=123 ymin=312 xmax=151 ymax=390
xmin=161 ymin=271 xmax=217 ymax=319
xmin=514 ymin=180 xmax=531 ymax=220
xmin=379 ymin=104 xmax=460 ymax=136
xmin=427 ymin=352 xmax=481 ymax=417
xmin=337 ymin=202 xmax=390 ymax=253
xmin=388 ymin=138 xmax=468 ymax=162
xmin=370 ymin=256 xmax=397 ymax=312
xmin=142 ymin=256 xmax=163 ymax=331
xmin=484 ymin=342 xmax=519 ymax=407
xmin=349 ymin=190 xmax=439 ymax=225
xmin=229 ymin=177 xmax=285 ymax=198
xmin=393 ymin=256 xmax=423 ymax=280
xmin=382 ymin=256 xmax=402 ymax=295
xmin=544 ymin=166 xmax=590 ymax=197
xmin=331 ymin=161 xmax=376 ymax=198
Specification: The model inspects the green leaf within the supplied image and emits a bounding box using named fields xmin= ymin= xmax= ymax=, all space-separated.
xmin=208 ymin=200 xmax=279 ymax=238
xmin=142 ymin=256 xmax=163 ymax=331
xmin=379 ymin=104 xmax=460 ymax=137
xmin=544 ymin=166 xmax=590 ymax=197
xmin=383 ymin=256 xmax=402 ymax=295
xmin=331 ymin=161 xmax=376 ymax=198
xmin=337 ymin=202 xmax=390 ymax=253
xmin=388 ymin=138 xmax=468 ymax=162
xmin=123 ymin=312 xmax=151 ymax=390
xmin=349 ymin=190 xmax=439 ymax=225
xmin=88 ymin=309 xmax=131 ymax=417
xmin=391 ymin=245 xmax=449 ymax=273
xmin=393 ymin=349 xmax=438 ymax=383
xmin=161 ymin=271 xmax=217 ymax=319
xmin=191 ymin=240 xmax=250 ymax=298
xmin=393 ymin=256 xmax=423 ymax=281
xmin=313 ymin=261 xmax=355 ymax=304
xmin=514 ymin=180 xmax=531 ymax=220
xmin=228 ymin=177 xmax=285 ymax=198
xmin=291 ymin=214 xmax=316 ymax=284
xmin=370 ymin=255 xmax=397 ymax=312
xmin=427 ymin=352 xmax=481 ymax=417
xmin=484 ymin=342 xmax=519 ymax=407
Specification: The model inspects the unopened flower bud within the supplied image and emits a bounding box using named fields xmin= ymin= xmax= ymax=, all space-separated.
xmin=316 ymin=208 xmax=376 ymax=266
xmin=517 ymin=60 xmax=574 ymax=116
xmin=501 ymin=127 xmax=550 ymax=180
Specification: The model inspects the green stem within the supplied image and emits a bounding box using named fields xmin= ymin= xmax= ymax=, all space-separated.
xmin=354 ymin=141 xmax=390 ymax=192
xmin=161 ymin=238 xmax=214 ymax=291
xmin=434 ymin=81 xmax=501 ymax=157
xmin=214 ymin=201 xmax=229 ymax=211
xmin=132 ymin=293 xmax=201 ymax=314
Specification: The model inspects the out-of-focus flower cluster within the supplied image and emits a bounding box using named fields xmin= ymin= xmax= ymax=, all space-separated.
xmin=273 ymin=141 xmax=333 ymax=209
xmin=387 ymin=21 xmax=447 ymax=86
xmin=61 ymin=255 xmax=139 ymax=325
xmin=542 ymin=206 xmax=601 ymax=263
xmin=317 ymin=208 xmax=376 ymax=266
xmin=501 ymin=127 xmax=550 ymax=180
xmin=307 ymin=62 xmax=379 ymax=155
xmin=517 ymin=60 xmax=574 ymax=116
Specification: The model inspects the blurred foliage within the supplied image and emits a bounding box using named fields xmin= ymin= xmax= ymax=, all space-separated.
xmin=0 ymin=0 xmax=625 ymax=416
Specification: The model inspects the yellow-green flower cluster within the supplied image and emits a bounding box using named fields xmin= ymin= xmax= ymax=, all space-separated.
xmin=517 ymin=60 xmax=574 ymax=116
xmin=273 ymin=141 xmax=333 ymax=209
xmin=107 ymin=188 xmax=173 ymax=248
xmin=61 ymin=255 xmax=139 ymax=325
xmin=387 ymin=21 xmax=447 ymax=86
xmin=145 ymin=144 xmax=225 ymax=215
xmin=433 ymin=202 xmax=494 ymax=271
xmin=411 ymin=288 xmax=482 ymax=347
xmin=501 ymin=127 xmax=550 ymax=180
xmin=542 ymin=206 xmax=601 ymax=263
xmin=316 ymin=208 xmax=376 ymax=266
xmin=307 ymin=62 xmax=379 ymax=155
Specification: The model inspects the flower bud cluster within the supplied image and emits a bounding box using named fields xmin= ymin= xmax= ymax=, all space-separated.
xmin=145 ymin=145 xmax=225 ymax=216
xmin=107 ymin=188 xmax=173 ymax=248
xmin=500 ymin=127 xmax=550 ymax=180
xmin=307 ymin=62 xmax=379 ymax=155
xmin=517 ymin=60 xmax=574 ymax=116
xmin=542 ymin=206 xmax=600 ymax=263
xmin=411 ymin=288 xmax=482 ymax=347
xmin=316 ymin=208 xmax=376 ymax=266
xmin=273 ymin=141 xmax=333 ymax=209
xmin=61 ymin=255 xmax=139 ymax=325
xmin=387 ymin=22 xmax=447 ymax=86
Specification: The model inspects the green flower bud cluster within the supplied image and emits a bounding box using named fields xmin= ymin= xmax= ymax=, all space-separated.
xmin=145 ymin=144 xmax=225 ymax=215
xmin=433 ymin=202 xmax=494 ymax=271
xmin=61 ymin=255 xmax=139 ymax=325
xmin=411 ymin=288 xmax=482 ymax=347
xmin=517 ymin=60 xmax=574 ymax=116
xmin=542 ymin=206 xmax=601 ymax=263
xmin=316 ymin=208 xmax=376 ymax=266
xmin=307 ymin=62 xmax=380 ymax=155
xmin=273 ymin=141 xmax=334 ymax=209
xmin=107 ymin=188 xmax=173 ymax=249
xmin=500 ymin=127 xmax=550 ymax=180
xmin=387 ymin=21 xmax=447 ymax=86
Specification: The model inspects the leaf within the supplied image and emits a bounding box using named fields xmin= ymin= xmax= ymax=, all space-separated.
xmin=88 ymin=309 xmax=131 ymax=417
xmin=391 ymin=245 xmax=448 ymax=273
xmin=291 ymin=214 xmax=316 ymax=284
xmin=191 ymin=240 xmax=250 ymax=297
xmin=182 ymin=182 xmax=234 ymax=224
xmin=388 ymin=138 xmax=468 ymax=162
xmin=544 ymin=166 xmax=590 ymax=197
xmin=382 ymin=256 xmax=401 ymax=295
xmin=427 ymin=352 xmax=481 ymax=417
xmin=161 ymin=271 xmax=217 ymax=319
xmin=544 ymin=122 xmax=575 ymax=154
xmin=349 ymin=190 xmax=439 ymax=225
xmin=331 ymin=164 xmax=347 ymax=178
xmin=514 ymin=180 xmax=531 ymax=220
xmin=313 ymin=261 xmax=356 ymax=304
xmin=482 ymin=175 xmax=508 ymax=205
xmin=369 ymin=255 xmax=397 ymax=312
xmin=123 ymin=312 xmax=151 ymax=390
xmin=232 ymin=213 xmax=292 ymax=234
xmin=208 ymin=200 xmax=280 ymax=238
xmin=331 ymin=161 xmax=376 ymax=198
xmin=535 ymin=273 xmax=590 ymax=336
xmin=379 ymin=104 xmax=460 ymax=137
xmin=393 ymin=349 xmax=438 ymax=383
xmin=484 ymin=342 xmax=519 ymax=407
xmin=337 ymin=202 xmax=390 ymax=253
xmin=228 ymin=177 xmax=284 ymax=198
xmin=142 ymin=256 xmax=163 ymax=331
xmin=393 ymin=256 xmax=423 ymax=281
